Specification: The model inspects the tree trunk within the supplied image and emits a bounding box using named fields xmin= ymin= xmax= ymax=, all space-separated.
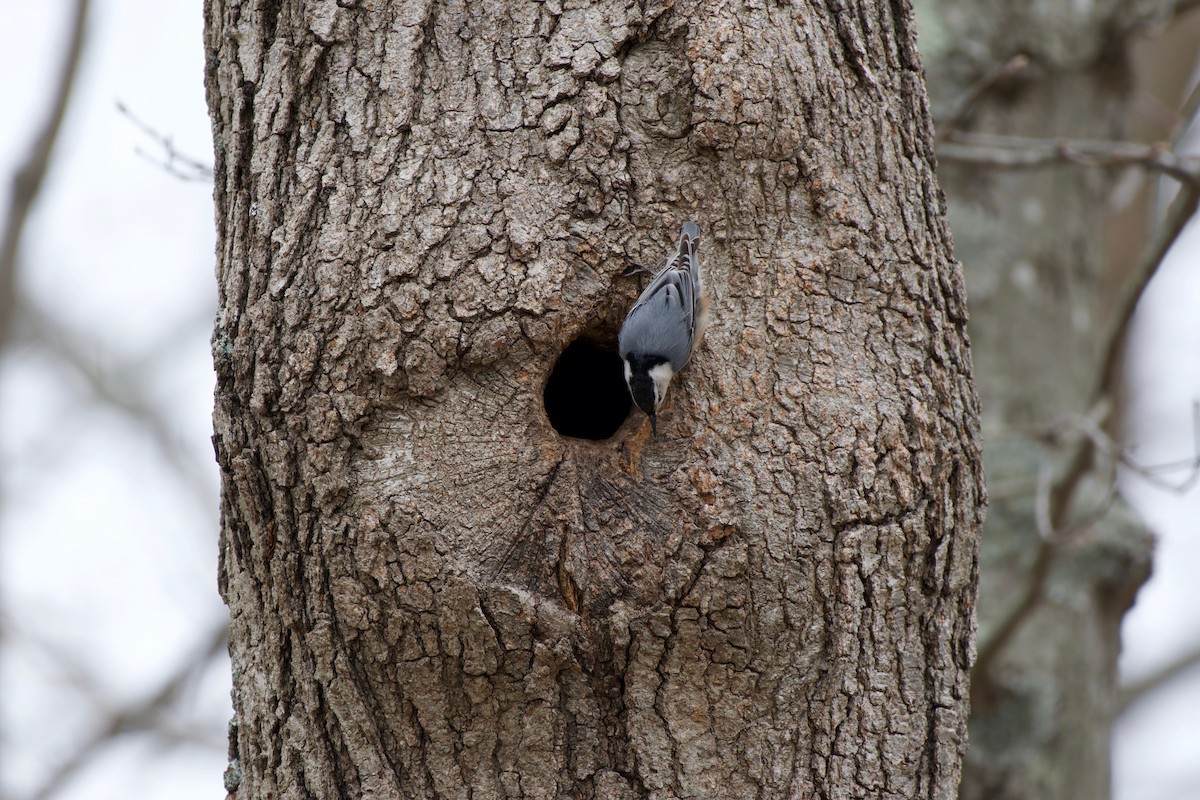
xmin=204 ymin=2 xmax=984 ymax=798
xmin=916 ymin=2 xmax=1196 ymax=798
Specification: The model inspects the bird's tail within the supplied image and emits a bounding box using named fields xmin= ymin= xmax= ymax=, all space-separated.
xmin=678 ymin=222 xmax=708 ymax=356
xmin=678 ymin=221 xmax=702 ymax=288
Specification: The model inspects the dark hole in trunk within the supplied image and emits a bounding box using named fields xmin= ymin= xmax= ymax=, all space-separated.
xmin=544 ymin=338 xmax=630 ymax=440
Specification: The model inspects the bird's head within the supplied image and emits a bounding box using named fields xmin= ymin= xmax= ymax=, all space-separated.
xmin=623 ymin=355 xmax=674 ymax=435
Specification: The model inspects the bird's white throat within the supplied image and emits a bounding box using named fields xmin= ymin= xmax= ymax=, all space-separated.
xmin=649 ymin=361 xmax=675 ymax=408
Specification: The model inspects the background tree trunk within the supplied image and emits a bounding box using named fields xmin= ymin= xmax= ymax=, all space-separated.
xmin=918 ymin=2 xmax=1200 ymax=798
xmin=205 ymin=2 xmax=984 ymax=798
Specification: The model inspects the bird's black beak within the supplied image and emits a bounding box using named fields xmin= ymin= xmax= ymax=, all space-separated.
xmin=649 ymin=412 xmax=657 ymax=437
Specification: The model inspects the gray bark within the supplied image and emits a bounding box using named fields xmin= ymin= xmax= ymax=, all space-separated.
xmin=205 ymin=1 xmax=984 ymax=798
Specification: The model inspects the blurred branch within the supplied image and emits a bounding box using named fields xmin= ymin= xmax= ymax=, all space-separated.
xmin=1095 ymin=179 xmax=1200 ymax=399
xmin=1119 ymin=643 xmax=1200 ymax=715
xmin=116 ymin=102 xmax=213 ymax=182
xmin=0 ymin=611 xmax=111 ymax=713
xmin=938 ymin=54 xmax=1032 ymax=138
xmin=938 ymin=133 xmax=1200 ymax=184
xmin=977 ymin=396 xmax=1200 ymax=695
xmin=1149 ymin=75 xmax=1200 ymax=223
xmin=972 ymin=464 xmax=1119 ymax=706
xmin=936 ymin=5 xmax=1200 ymax=136
xmin=1173 ymin=77 xmax=1200 ymax=144
xmin=972 ymin=535 xmax=1055 ymax=708
xmin=28 ymin=624 xmax=228 ymax=800
xmin=973 ymin=402 xmax=1120 ymax=703
xmin=25 ymin=304 xmax=217 ymax=523
xmin=1030 ymin=180 xmax=1200 ymax=580
xmin=951 ymin=128 xmax=1200 ymax=560
xmin=1046 ymin=401 xmax=1113 ymax=540
xmin=1087 ymin=401 xmax=1200 ymax=493
xmin=0 ymin=0 xmax=91 ymax=346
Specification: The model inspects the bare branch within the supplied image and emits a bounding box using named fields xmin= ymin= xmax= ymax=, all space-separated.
xmin=0 ymin=612 xmax=113 ymax=716
xmin=1011 ymin=175 xmax=1199 ymax=536
xmin=983 ymin=398 xmax=1200 ymax=509
xmin=1087 ymin=402 xmax=1200 ymax=493
xmin=27 ymin=624 xmax=228 ymax=800
xmin=116 ymin=102 xmax=213 ymax=183
xmin=938 ymin=132 xmax=1200 ymax=184
xmin=0 ymin=0 xmax=91 ymax=346
xmin=1119 ymin=643 xmax=1200 ymax=715
xmin=972 ymin=482 xmax=1123 ymax=705
xmin=1146 ymin=73 xmax=1200 ymax=230
xmin=1046 ymin=401 xmax=1112 ymax=533
xmin=858 ymin=3 xmax=1200 ymax=774
xmin=1095 ymin=178 xmax=1200 ymax=399
xmin=950 ymin=132 xmax=1200 ymax=536
xmin=974 ymin=406 xmax=1125 ymax=701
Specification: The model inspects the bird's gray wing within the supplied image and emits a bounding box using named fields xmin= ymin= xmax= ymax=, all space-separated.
xmin=618 ymin=226 xmax=702 ymax=368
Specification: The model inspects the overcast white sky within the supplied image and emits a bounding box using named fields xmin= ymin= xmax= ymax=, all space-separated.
xmin=0 ymin=3 xmax=1196 ymax=799
xmin=0 ymin=3 xmax=225 ymax=799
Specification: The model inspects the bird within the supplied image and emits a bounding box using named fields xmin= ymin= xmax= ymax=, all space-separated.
xmin=618 ymin=221 xmax=709 ymax=436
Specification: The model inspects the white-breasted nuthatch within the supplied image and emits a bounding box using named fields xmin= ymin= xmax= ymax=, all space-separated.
xmin=618 ymin=221 xmax=709 ymax=435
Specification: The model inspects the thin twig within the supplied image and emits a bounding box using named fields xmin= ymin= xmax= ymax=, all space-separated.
xmin=1038 ymin=399 xmax=1111 ymax=530
xmin=1083 ymin=402 xmax=1200 ymax=493
xmin=1034 ymin=460 xmax=1055 ymax=539
xmin=984 ymin=401 xmax=1200 ymax=499
xmin=116 ymin=102 xmax=214 ymax=182
xmin=972 ymin=482 xmax=1121 ymax=705
xmin=0 ymin=0 xmax=92 ymax=346
xmin=1173 ymin=79 xmax=1200 ymax=146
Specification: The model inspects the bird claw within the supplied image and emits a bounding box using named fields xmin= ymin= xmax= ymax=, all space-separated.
xmin=621 ymin=260 xmax=654 ymax=277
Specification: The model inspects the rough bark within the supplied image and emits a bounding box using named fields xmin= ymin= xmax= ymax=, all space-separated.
xmin=205 ymin=2 xmax=984 ymax=798
xmin=916 ymin=1 xmax=1196 ymax=798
